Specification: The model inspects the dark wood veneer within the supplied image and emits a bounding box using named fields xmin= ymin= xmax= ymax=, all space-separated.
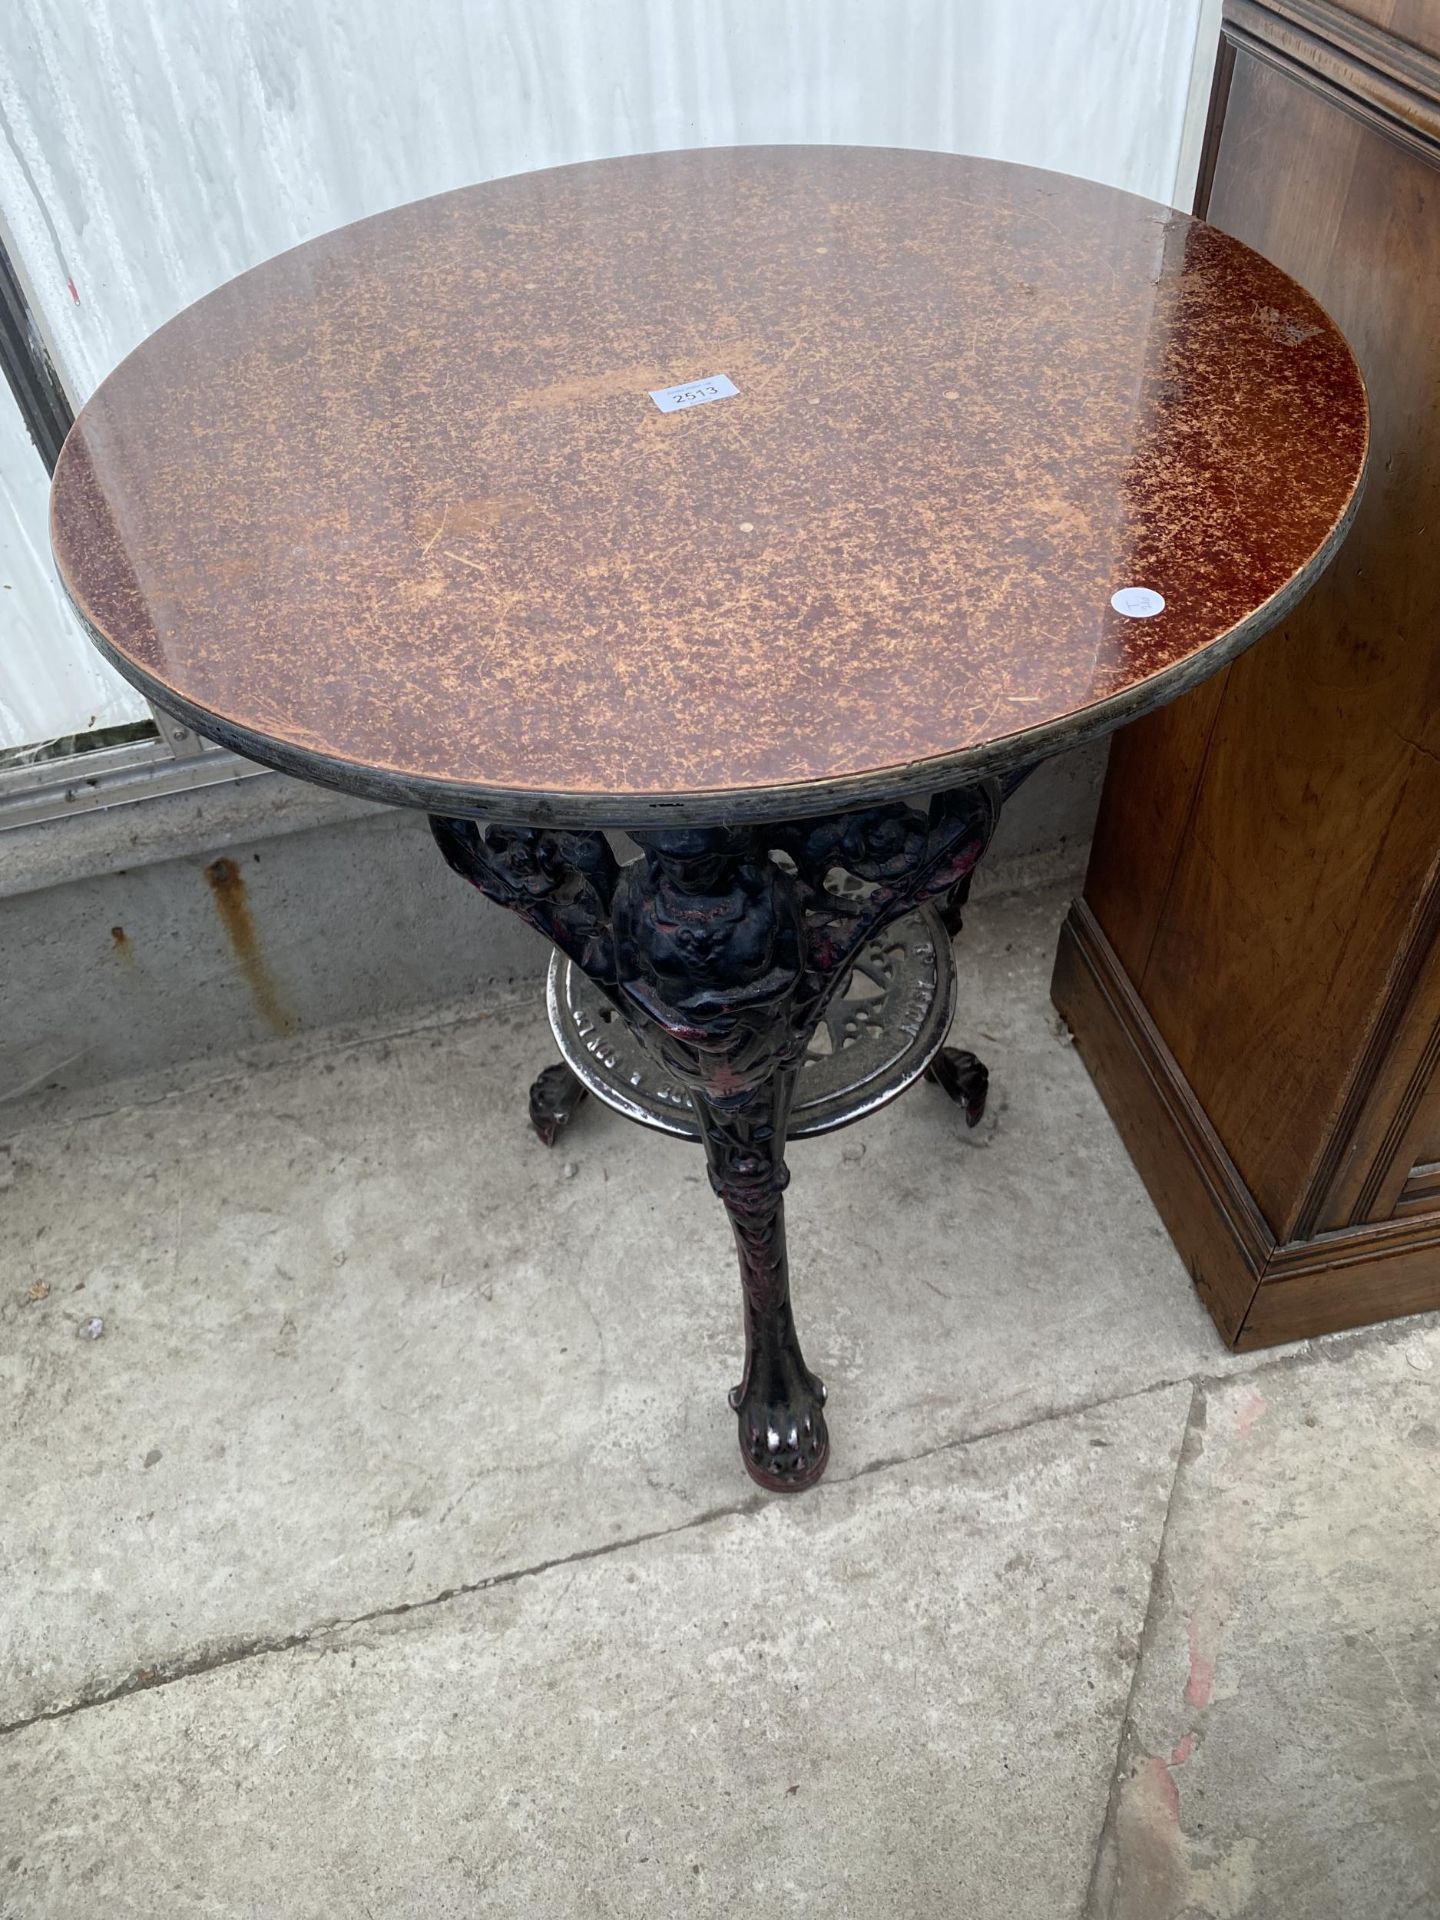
xmin=49 ymin=147 xmax=1365 ymax=827
xmin=1054 ymin=0 xmax=1440 ymax=1347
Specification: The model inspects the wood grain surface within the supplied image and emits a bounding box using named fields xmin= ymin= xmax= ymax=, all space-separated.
xmin=50 ymin=146 xmax=1366 ymax=824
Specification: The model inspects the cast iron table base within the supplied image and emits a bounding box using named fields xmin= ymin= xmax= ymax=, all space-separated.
xmin=431 ymin=773 xmax=1019 ymax=1495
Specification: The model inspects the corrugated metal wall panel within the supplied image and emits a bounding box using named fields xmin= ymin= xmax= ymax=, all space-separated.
xmin=0 ymin=0 xmax=1204 ymax=749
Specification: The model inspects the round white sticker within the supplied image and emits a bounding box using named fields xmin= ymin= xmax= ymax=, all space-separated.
xmin=1110 ymin=586 xmax=1166 ymax=619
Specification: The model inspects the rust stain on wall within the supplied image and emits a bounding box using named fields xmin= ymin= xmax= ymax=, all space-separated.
xmin=109 ymin=925 xmax=134 ymax=963
xmin=203 ymin=857 xmax=297 ymax=1035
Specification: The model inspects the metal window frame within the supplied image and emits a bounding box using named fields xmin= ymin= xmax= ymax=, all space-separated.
xmin=0 ymin=228 xmax=259 ymax=828
xmin=0 ymin=730 xmax=269 ymax=829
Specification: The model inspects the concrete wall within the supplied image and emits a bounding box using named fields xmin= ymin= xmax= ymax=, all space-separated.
xmin=0 ymin=741 xmax=1102 ymax=1110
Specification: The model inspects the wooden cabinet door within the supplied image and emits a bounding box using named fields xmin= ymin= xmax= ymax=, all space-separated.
xmin=1086 ymin=6 xmax=1440 ymax=1244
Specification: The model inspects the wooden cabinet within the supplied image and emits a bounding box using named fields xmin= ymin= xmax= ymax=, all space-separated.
xmin=1052 ymin=0 xmax=1440 ymax=1346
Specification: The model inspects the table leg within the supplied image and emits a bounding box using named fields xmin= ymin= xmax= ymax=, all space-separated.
xmin=692 ymin=1073 xmax=829 ymax=1492
xmin=528 ymin=1061 xmax=589 ymax=1145
xmin=922 ymin=867 xmax=990 ymax=1123
xmin=924 ymin=1047 xmax=990 ymax=1125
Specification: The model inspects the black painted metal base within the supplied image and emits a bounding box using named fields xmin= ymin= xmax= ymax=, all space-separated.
xmin=544 ymin=901 xmax=959 ymax=1141
xmin=528 ymin=1061 xmax=589 ymax=1145
xmin=430 ymin=775 xmax=1021 ymax=1493
xmin=923 ymin=1048 xmax=990 ymax=1127
xmin=527 ymin=1039 xmax=990 ymax=1147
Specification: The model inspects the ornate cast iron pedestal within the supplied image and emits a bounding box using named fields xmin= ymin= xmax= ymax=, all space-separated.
xmin=431 ymin=775 xmax=1018 ymax=1495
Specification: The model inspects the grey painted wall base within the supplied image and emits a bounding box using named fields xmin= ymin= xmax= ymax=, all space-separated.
xmin=0 ymin=742 xmax=1103 ymax=1116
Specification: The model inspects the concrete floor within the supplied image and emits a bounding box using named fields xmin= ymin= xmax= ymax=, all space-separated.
xmin=1 ymin=882 xmax=1436 ymax=1917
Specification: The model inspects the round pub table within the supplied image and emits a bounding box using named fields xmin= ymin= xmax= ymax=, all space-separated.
xmin=50 ymin=148 xmax=1367 ymax=1492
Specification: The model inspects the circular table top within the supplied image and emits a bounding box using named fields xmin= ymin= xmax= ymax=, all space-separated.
xmin=51 ymin=146 xmax=1368 ymax=826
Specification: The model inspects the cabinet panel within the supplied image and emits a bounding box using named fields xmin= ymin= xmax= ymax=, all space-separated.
xmin=1331 ymin=0 xmax=1440 ymax=61
xmin=1059 ymin=0 xmax=1440 ymax=1347
xmin=1090 ymin=44 xmax=1440 ymax=1241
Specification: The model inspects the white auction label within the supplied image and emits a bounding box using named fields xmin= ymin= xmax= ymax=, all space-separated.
xmin=1110 ymin=586 xmax=1166 ymax=619
xmin=649 ymin=374 xmax=739 ymax=413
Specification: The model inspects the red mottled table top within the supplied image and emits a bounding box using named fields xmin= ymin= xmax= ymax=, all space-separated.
xmin=50 ymin=146 xmax=1367 ymax=825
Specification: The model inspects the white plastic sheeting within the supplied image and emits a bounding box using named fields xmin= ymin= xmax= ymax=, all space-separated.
xmin=0 ymin=399 xmax=150 ymax=745
xmin=0 ymin=0 xmax=1206 ymax=750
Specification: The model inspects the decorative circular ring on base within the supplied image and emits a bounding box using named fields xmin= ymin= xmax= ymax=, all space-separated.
xmin=545 ymin=904 xmax=957 ymax=1140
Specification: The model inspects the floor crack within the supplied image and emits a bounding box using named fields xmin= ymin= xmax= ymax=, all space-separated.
xmin=0 ymin=1491 xmax=769 ymax=1740
xmin=0 ymin=1311 xmax=1424 ymax=1742
xmin=1081 ymin=1381 xmax=1203 ymax=1920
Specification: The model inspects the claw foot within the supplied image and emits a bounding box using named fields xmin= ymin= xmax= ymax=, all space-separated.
xmin=529 ymin=1061 xmax=589 ymax=1146
xmin=728 ymin=1352 xmax=830 ymax=1493
xmin=924 ymin=1046 xmax=989 ymax=1126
